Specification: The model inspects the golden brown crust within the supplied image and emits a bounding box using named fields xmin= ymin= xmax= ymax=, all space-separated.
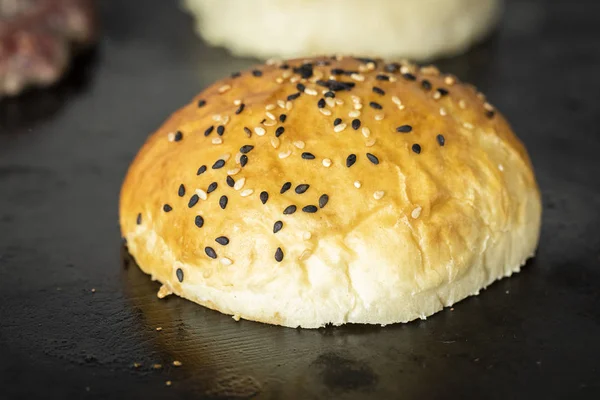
xmin=120 ymin=56 xmax=541 ymax=328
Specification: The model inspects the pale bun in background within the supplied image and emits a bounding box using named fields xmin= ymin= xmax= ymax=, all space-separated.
xmin=182 ymin=0 xmax=502 ymax=61
xmin=120 ymin=56 xmax=541 ymax=328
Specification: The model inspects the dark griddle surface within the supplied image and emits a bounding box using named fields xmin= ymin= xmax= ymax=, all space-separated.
xmin=1 ymin=0 xmax=599 ymax=399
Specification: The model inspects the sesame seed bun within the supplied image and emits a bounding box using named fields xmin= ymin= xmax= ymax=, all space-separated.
xmin=182 ymin=0 xmax=502 ymax=61
xmin=119 ymin=56 xmax=541 ymax=328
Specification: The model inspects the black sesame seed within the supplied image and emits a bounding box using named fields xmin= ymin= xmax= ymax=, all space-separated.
xmin=384 ymin=63 xmax=400 ymax=73
xmin=437 ymin=88 xmax=449 ymax=96
xmin=260 ymin=191 xmax=269 ymax=204
xmin=197 ymin=165 xmax=207 ymax=175
xmin=421 ymin=80 xmax=432 ymax=91
xmin=366 ymin=153 xmax=379 ymax=165
xmin=240 ymin=155 xmax=248 ymax=167
xmin=188 ymin=194 xmax=199 ymax=208
xmin=396 ymin=125 xmax=413 ymax=133
xmin=293 ymin=63 xmax=314 ymax=79
xmin=369 ymin=101 xmax=382 ymax=110
xmin=280 ymin=182 xmax=292 ymax=194
xmin=275 ymin=126 xmax=285 ymax=137
xmin=302 ymin=205 xmax=318 ymax=213
xmin=402 ymin=73 xmax=417 ymax=81
xmin=235 ymin=103 xmax=245 ymax=115
xmin=178 ymin=184 xmax=185 ymax=197
xmin=217 ymin=125 xmax=225 ymax=136
xmin=212 ymin=159 xmax=225 ymax=169
xmin=376 ymin=74 xmax=390 ymax=81
xmin=373 ymin=87 xmax=385 ymax=95
xmin=195 ymin=215 xmax=204 ymax=228
xmin=334 ymin=118 xmax=342 ymax=126
xmin=317 ymin=98 xmax=326 ymax=108
xmin=319 ymin=194 xmax=329 ymax=208
xmin=176 ymin=268 xmax=184 ymax=283
xmin=207 ymin=182 xmax=218 ymax=193
xmin=324 ymin=91 xmax=335 ymax=98
xmin=301 ymin=152 xmax=315 ymax=160
xmin=198 ymin=99 xmax=206 ymax=107
xmin=204 ymin=126 xmax=214 ymax=136
xmin=279 ymin=114 xmax=287 ymax=123
xmin=163 ymin=204 xmax=172 ymax=212
xmin=215 ymin=236 xmax=229 ymax=246
xmin=219 ymin=195 xmax=228 ymax=209
xmin=295 ymin=184 xmax=310 ymax=194
xmin=412 ymin=144 xmax=422 ymax=154
xmin=244 ymin=127 xmax=252 ymax=137
xmin=296 ymin=83 xmax=306 ymax=92
xmin=355 ymin=57 xmax=377 ymax=66
xmin=486 ymin=110 xmax=495 ymax=118
xmin=226 ymin=176 xmax=235 ymax=187
xmin=252 ymin=69 xmax=262 ymax=77
xmin=273 ymin=221 xmax=283 ymax=233
xmin=283 ymin=205 xmax=297 ymax=215
xmin=437 ymin=134 xmax=445 ymax=146
xmin=279 ymin=64 xmax=290 ymax=69
xmin=174 ymin=131 xmax=183 ymax=141
xmin=287 ymin=92 xmax=301 ymax=101
xmin=260 ymin=118 xmax=266 ymax=125
xmin=346 ymin=154 xmax=357 ymax=167
xmin=331 ymin=68 xmax=345 ymax=75
xmin=352 ymin=119 xmax=361 ymax=130
xmin=231 ymin=72 xmax=241 ymax=78
xmin=205 ymin=247 xmax=217 ymax=259
xmin=240 ymin=145 xmax=254 ymax=154
xmin=136 ymin=213 xmax=142 ymax=225
xmin=275 ymin=247 xmax=284 ymax=262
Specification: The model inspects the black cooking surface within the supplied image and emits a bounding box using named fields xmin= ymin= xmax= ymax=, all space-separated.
xmin=1 ymin=0 xmax=599 ymax=399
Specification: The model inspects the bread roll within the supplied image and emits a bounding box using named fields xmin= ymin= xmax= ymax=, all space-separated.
xmin=120 ymin=56 xmax=541 ymax=328
xmin=182 ymin=0 xmax=502 ymax=61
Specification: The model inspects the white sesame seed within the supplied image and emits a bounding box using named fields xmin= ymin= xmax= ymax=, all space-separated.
xmin=440 ymin=107 xmax=447 ymax=116
xmin=220 ymin=257 xmax=233 ymax=266
xmin=354 ymin=103 xmax=363 ymax=110
xmin=498 ymin=164 xmax=504 ymax=171
xmin=278 ymin=150 xmax=291 ymax=159
xmin=167 ymin=132 xmax=175 ymax=142
xmin=444 ymin=76 xmax=456 ymax=86
xmin=299 ymin=249 xmax=312 ymax=261
xmin=196 ymin=189 xmax=207 ymax=200
xmin=319 ymin=108 xmax=332 ymax=116
xmin=463 ymin=122 xmax=474 ymax=130
xmin=477 ymin=92 xmax=486 ymax=101
xmin=275 ymin=77 xmax=283 ymax=84
xmin=351 ymin=73 xmax=365 ymax=82
xmin=254 ymin=127 xmax=266 ymax=136
xmin=335 ymin=98 xmax=344 ymax=105
xmin=374 ymin=113 xmax=385 ymax=121
xmin=400 ymin=66 xmax=410 ymax=74
xmin=293 ymin=140 xmax=305 ymax=149
xmin=221 ymin=115 xmax=230 ymax=125
xmin=282 ymin=70 xmax=292 ymax=79
xmin=240 ymin=189 xmax=253 ymax=197
xmin=325 ymin=97 xmax=336 ymax=108
xmin=235 ymin=152 xmax=242 ymax=164
xmin=212 ymin=114 xmax=221 ymax=122
xmin=373 ymin=190 xmax=385 ymax=200
xmin=459 ymin=100 xmax=467 ymax=109
xmin=302 ymin=231 xmax=312 ymax=240
xmin=220 ymin=153 xmax=231 ymax=162
xmin=433 ymin=92 xmax=441 ymax=100
xmin=266 ymin=104 xmax=276 ymax=110
xmin=484 ymin=102 xmax=494 ymax=111
xmin=420 ymin=65 xmax=439 ymax=75
xmin=290 ymin=75 xmax=300 ymax=83
xmin=234 ymin=177 xmax=245 ymax=190
xmin=354 ymin=181 xmax=362 ymax=188
xmin=266 ymin=111 xmax=276 ymax=120
xmin=212 ymin=138 xmax=222 ymax=145
xmin=322 ymin=158 xmax=332 ymax=167
xmin=263 ymin=120 xmax=276 ymax=127
xmin=411 ymin=206 xmax=422 ymax=219
xmin=271 ymin=137 xmax=280 ymax=149
xmin=392 ymin=96 xmax=402 ymax=105
xmin=265 ymin=58 xmax=278 ymax=65
xmin=277 ymin=100 xmax=285 ymax=109
xmin=218 ymin=84 xmax=231 ymax=94
xmin=305 ymin=88 xmax=318 ymax=96
xmin=349 ymin=110 xmax=361 ymax=118
xmin=286 ymin=101 xmax=293 ymax=111
xmin=227 ymin=167 xmax=240 ymax=175
xmin=398 ymin=105 xmax=405 ymax=110
xmin=362 ymin=127 xmax=371 ymax=138
xmin=334 ymin=123 xmax=347 ymax=133
xmin=358 ymin=64 xmax=368 ymax=73
xmin=234 ymin=99 xmax=242 ymax=106
xmin=351 ymin=96 xmax=360 ymax=103
xmin=389 ymin=76 xmax=397 ymax=82
xmin=365 ymin=138 xmax=376 ymax=147
xmin=366 ymin=62 xmax=376 ymax=71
